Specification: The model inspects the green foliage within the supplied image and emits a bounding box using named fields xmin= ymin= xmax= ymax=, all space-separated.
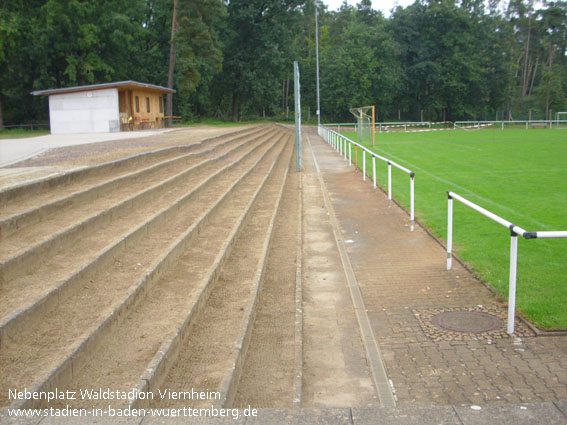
xmin=1 ymin=0 xmax=566 ymax=124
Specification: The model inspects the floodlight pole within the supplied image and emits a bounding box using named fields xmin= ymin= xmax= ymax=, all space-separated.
xmin=315 ymin=6 xmax=321 ymax=126
xmin=294 ymin=61 xmax=302 ymax=172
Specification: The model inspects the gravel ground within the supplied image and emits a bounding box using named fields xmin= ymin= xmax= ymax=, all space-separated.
xmin=7 ymin=126 xmax=256 ymax=168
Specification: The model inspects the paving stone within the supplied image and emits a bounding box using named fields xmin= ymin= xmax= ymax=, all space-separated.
xmin=554 ymin=401 xmax=567 ymax=418
xmin=454 ymin=402 xmax=567 ymax=425
xmin=245 ymin=408 xmax=352 ymax=425
xmin=352 ymin=406 xmax=461 ymax=425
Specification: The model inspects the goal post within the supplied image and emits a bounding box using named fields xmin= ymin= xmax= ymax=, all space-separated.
xmin=557 ymin=112 xmax=567 ymax=129
xmin=349 ymin=106 xmax=375 ymax=146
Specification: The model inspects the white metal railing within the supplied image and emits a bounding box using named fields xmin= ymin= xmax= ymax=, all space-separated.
xmin=447 ymin=191 xmax=567 ymax=334
xmin=318 ymin=125 xmax=415 ymax=231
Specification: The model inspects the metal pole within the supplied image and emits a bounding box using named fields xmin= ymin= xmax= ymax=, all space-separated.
xmin=410 ymin=174 xmax=415 ymax=231
xmin=349 ymin=143 xmax=351 ymax=166
xmin=315 ymin=7 xmax=321 ymax=126
xmin=447 ymin=194 xmax=453 ymax=270
xmin=372 ymin=156 xmax=376 ymax=189
xmin=294 ymin=61 xmax=301 ymax=172
xmin=388 ymin=162 xmax=392 ymax=200
xmin=507 ymin=232 xmax=518 ymax=334
xmin=363 ymin=151 xmax=366 ymax=181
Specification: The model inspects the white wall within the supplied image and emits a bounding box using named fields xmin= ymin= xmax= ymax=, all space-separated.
xmin=48 ymin=88 xmax=120 ymax=134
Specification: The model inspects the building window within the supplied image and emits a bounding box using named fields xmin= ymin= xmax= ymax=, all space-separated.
xmin=159 ymin=96 xmax=163 ymax=113
xmin=146 ymin=97 xmax=150 ymax=113
xmin=135 ymin=96 xmax=140 ymax=113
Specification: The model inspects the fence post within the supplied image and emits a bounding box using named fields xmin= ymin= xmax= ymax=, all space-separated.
xmin=447 ymin=192 xmax=453 ymax=270
xmin=410 ymin=173 xmax=415 ymax=231
xmin=372 ymin=156 xmax=376 ymax=189
xmin=363 ymin=151 xmax=366 ymax=181
xmin=349 ymin=143 xmax=352 ymax=167
xmin=344 ymin=139 xmax=347 ymax=160
xmin=388 ymin=161 xmax=392 ymax=201
xmin=507 ymin=230 xmax=519 ymax=334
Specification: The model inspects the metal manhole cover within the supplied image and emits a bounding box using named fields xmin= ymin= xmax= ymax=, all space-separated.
xmin=431 ymin=311 xmax=504 ymax=333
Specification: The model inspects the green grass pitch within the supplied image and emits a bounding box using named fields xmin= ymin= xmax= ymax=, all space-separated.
xmin=341 ymin=128 xmax=567 ymax=330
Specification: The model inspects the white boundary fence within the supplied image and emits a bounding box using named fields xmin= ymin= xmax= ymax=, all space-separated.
xmin=455 ymin=120 xmax=567 ymax=130
xmin=446 ymin=191 xmax=567 ymax=334
xmin=324 ymin=120 xmax=567 ymax=132
xmin=318 ymin=125 xmax=416 ymax=231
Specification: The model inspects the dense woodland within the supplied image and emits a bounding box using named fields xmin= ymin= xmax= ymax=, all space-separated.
xmin=1 ymin=0 xmax=566 ymax=126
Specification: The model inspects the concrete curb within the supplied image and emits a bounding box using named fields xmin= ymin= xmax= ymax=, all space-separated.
xmin=293 ymin=160 xmax=304 ymax=409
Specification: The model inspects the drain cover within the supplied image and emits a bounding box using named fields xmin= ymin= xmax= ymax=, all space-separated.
xmin=431 ymin=311 xmax=504 ymax=333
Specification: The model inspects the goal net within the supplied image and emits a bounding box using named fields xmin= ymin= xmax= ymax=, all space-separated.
xmin=349 ymin=106 xmax=375 ymax=145
xmin=557 ymin=112 xmax=567 ymax=129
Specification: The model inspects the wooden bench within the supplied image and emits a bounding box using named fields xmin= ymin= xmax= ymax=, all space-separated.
xmin=531 ymin=122 xmax=547 ymax=129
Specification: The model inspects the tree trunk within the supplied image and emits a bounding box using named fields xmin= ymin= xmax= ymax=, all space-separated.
xmin=285 ymin=77 xmax=290 ymax=119
xmin=0 ymin=95 xmax=3 ymax=131
xmin=521 ymin=15 xmax=532 ymax=100
xmin=282 ymin=80 xmax=285 ymax=114
xmin=166 ymin=0 xmax=178 ymax=128
xmin=231 ymin=92 xmax=239 ymax=122
xmin=529 ymin=56 xmax=539 ymax=96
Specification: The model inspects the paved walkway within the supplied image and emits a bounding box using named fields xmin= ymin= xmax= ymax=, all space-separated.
xmin=0 ymin=129 xmax=172 ymax=167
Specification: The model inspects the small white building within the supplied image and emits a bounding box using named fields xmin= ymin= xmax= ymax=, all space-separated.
xmin=32 ymin=81 xmax=175 ymax=134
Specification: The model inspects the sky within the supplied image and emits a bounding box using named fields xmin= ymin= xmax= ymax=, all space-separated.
xmin=323 ymin=0 xmax=415 ymax=16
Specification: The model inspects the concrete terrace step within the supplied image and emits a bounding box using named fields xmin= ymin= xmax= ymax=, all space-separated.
xmin=137 ymin=135 xmax=294 ymax=411
xmin=232 ymin=147 xmax=301 ymax=408
xmin=18 ymin=131 xmax=291 ymax=411
xmin=0 ymin=125 xmax=264 ymax=220
xmin=0 ymin=126 xmax=274 ymax=268
xmin=0 ymin=127 xmax=289 ymax=409
xmin=0 ymin=129 xmax=279 ymax=346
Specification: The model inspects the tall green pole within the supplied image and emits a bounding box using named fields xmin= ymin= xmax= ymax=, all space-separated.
xmin=294 ymin=61 xmax=301 ymax=172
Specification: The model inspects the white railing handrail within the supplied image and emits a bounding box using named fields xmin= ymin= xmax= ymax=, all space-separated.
xmin=446 ymin=190 xmax=566 ymax=334
xmin=318 ymin=124 xmax=416 ymax=231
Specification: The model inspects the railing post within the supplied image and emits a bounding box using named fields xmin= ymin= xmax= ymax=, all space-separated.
xmin=508 ymin=229 xmax=519 ymax=335
xmin=388 ymin=161 xmax=392 ymax=200
xmin=447 ymin=192 xmax=453 ymax=270
xmin=363 ymin=151 xmax=366 ymax=181
xmin=349 ymin=143 xmax=352 ymax=167
xmin=344 ymin=139 xmax=347 ymax=160
xmin=372 ymin=156 xmax=376 ymax=189
xmin=410 ymin=173 xmax=415 ymax=231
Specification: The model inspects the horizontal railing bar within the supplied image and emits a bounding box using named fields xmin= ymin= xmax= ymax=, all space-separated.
xmin=535 ymin=231 xmax=567 ymax=239
xmin=448 ymin=191 xmax=529 ymax=236
xmin=448 ymin=191 xmax=566 ymax=239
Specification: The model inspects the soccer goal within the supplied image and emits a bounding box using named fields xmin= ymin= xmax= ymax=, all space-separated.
xmin=557 ymin=112 xmax=567 ymax=129
xmin=349 ymin=106 xmax=375 ymax=146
